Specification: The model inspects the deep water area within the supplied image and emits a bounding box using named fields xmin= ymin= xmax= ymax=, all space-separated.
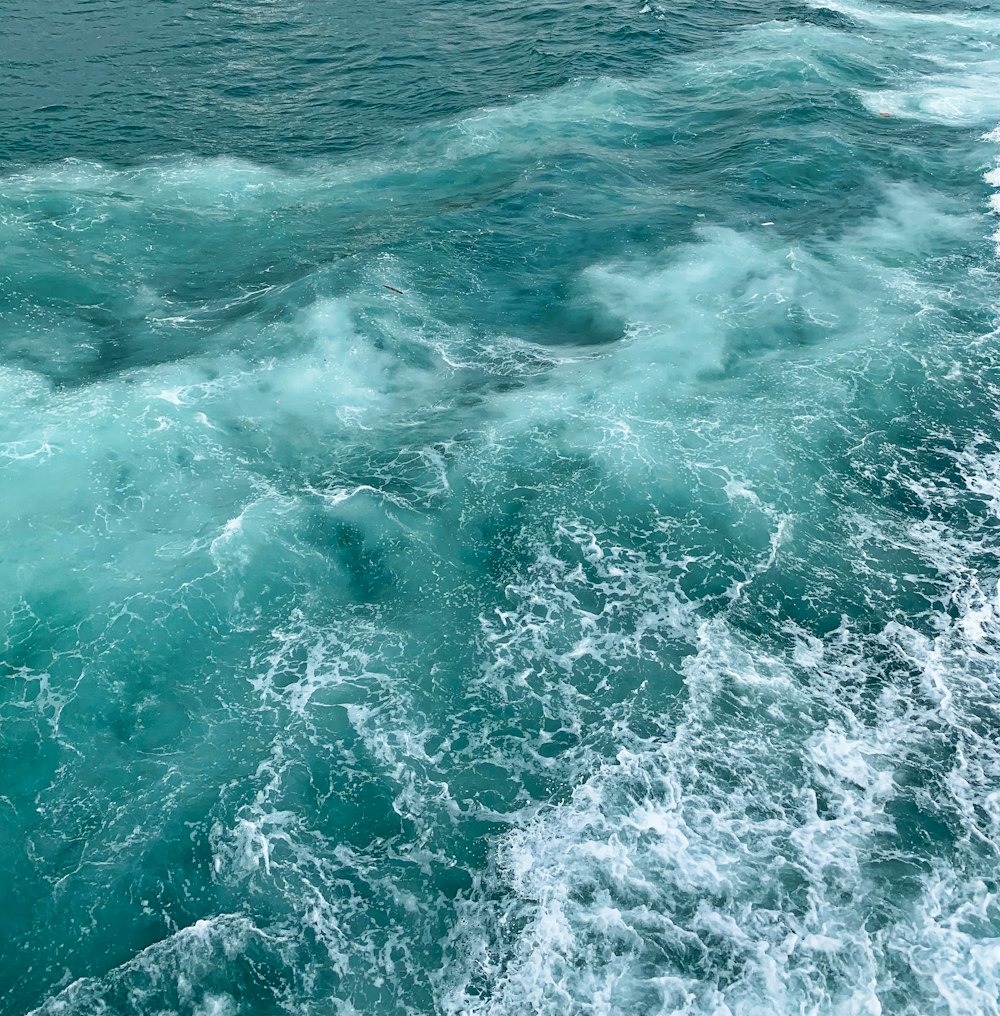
xmin=2 ymin=0 xmax=1000 ymax=1013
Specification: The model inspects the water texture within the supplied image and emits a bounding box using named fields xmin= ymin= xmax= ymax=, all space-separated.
xmin=1 ymin=0 xmax=999 ymax=1013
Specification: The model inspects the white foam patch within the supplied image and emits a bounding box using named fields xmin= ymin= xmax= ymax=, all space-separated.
xmin=264 ymin=297 xmax=398 ymax=424
xmin=807 ymin=0 xmax=999 ymax=34
xmin=985 ymin=124 xmax=1000 ymax=257
xmin=481 ymin=179 xmax=979 ymax=474
xmin=444 ymin=77 xmax=646 ymax=158
xmin=860 ymin=64 xmax=1000 ymax=127
xmin=28 ymin=916 xmax=278 ymax=1016
xmin=439 ymin=416 xmax=1000 ymax=1011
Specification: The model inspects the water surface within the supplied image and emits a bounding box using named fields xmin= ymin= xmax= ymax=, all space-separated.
xmin=2 ymin=1 xmax=999 ymax=1013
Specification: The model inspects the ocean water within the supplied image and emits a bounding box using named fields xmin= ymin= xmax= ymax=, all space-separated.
xmin=1 ymin=0 xmax=999 ymax=1013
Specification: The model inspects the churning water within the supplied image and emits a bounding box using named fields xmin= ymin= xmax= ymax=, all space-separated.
xmin=2 ymin=0 xmax=999 ymax=1013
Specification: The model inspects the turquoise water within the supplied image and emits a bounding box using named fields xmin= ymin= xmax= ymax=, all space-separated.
xmin=2 ymin=0 xmax=999 ymax=1012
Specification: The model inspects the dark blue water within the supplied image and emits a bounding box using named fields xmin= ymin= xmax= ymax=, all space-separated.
xmin=2 ymin=1 xmax=999 ymax=1013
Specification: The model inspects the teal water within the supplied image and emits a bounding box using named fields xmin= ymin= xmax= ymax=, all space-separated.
xmin=2 ymin=1 xmax=999 ymax=1013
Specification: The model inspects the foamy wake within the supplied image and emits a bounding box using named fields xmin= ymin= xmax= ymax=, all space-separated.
xmin=440 ymin=434 xmax=1000 ymax=1016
